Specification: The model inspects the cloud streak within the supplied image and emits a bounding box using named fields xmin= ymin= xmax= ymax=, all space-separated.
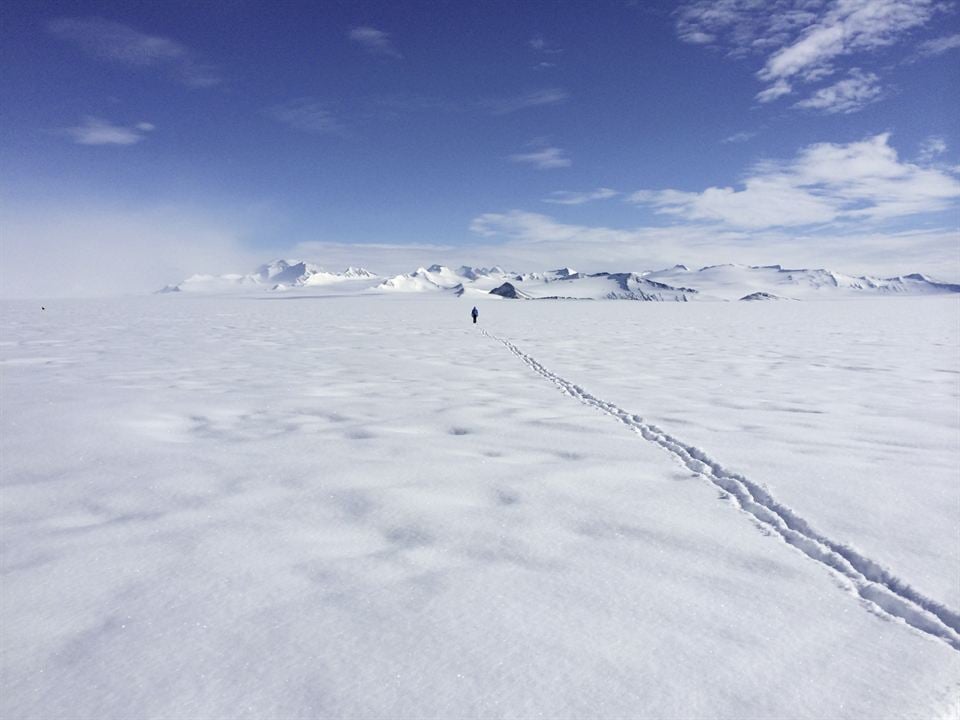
xmin=721 ymin=131 xmax=758 ymax=144
xmin=348 ymin=26 xmax=402 ymax=58
xmin=917 ymin=32 xmax=960 ymax=56
xmin=543 ymin=188 xmax=619 ymax=205
xmin=509 ymin=145 xmax=571 ymax=169
xmin=63 ymin=117 xmax=155 ymax=145
xmin=480 ymin=88 xmax=569 ymax=115
xmin=793 ymin=68 xmax=882 ymax=114
xmin=918 ymin=135 xmax=947 ymax=161
xmin=48 ymin=17 xmax=221 ymax=87
xmin=267 ymin=98 xmax=344 ymax=135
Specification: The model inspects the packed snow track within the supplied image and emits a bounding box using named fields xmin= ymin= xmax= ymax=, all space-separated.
xmin=482 ymin=328 xmax=960 ymax=653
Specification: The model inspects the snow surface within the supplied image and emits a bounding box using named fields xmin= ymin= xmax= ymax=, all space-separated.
xmin=2 ymin=295 xmax=959 ymax=719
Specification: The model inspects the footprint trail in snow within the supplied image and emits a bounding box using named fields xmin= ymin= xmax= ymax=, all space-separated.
xmin=482 ymin=328 xmax=960 ymax=652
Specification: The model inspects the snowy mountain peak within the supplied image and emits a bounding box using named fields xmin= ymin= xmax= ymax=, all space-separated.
xmin=455 ymin=265 xmax=511 ymax=281
xmin=256 ymin=259 xmax=318 ymax=282
xmin=342 ymin=267 xmax=377 ymax=278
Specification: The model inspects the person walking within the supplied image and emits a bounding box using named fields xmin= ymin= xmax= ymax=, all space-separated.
xmin=471 ymin=306 xmax=479 ymax=324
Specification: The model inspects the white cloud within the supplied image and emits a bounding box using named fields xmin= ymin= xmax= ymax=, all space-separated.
xmin=759 ymin=0 xmax=936 ymax=87
xmin=268 ymin=99 xmax=344 ymax=135
xmin=918 ymin=33 xmax=960 ymax=55
xmin=628 ymin=133 xmax=960 ymax=228
xmin=630 ymin=181 xmax=839 ymax=228
xmin=793 ymin=69 xmax=882 ymax=113
xmin=481 ymin=88 xmax=569 ymax=115
xmin=543 ymin=188 xmax=619 ymax=205
xmin=677 ymin=1 xmax=942 ymax=105
xmin=63 ymin=116 xmax=155 ymax=145
xmin=918 ymin=135 xmax=947 ymax=161
xmin=348 ymin=26 xmax=402 ymax=58
xmin=48 ymin=17 xmax=221 ymax=87
xmin=509 ymin=145 xmax=571 ymax=169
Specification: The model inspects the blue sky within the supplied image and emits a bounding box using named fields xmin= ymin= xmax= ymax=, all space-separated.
xmin=1 ymin=0 xmax=958 ymax=296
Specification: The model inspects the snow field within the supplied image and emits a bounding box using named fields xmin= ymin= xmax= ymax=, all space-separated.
xmin=1 ymin=295 xmax=958 ymax=719
xmin=487 ymin=296 xmax=960 ymax=609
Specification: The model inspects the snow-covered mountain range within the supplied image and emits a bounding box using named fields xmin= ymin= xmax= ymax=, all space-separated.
xmin=160 ymin=260 xmax=960 ymax=301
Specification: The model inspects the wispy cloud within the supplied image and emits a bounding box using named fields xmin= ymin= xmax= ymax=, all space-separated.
xmin=267 ymin=99 xmax=344 ymax=135
xmin=265 ymin=88 xmax=568 ymax=135
xmin=628 ymin=133 xmax=960 ymax=229
xmin=918 ymin=135 xmax=947 ymax=161
xmin=721 ymin=131 xmax=758 ymax=144
xmin=509 ymin=145 xmax=571 ymax=169
xmin=918 ymin=32 xmax=960 ymax=56
xmin=528 ymin=33 xmax=562 ymax=54
xmin=755 ymin=79 xmax=793 ymax=103
xmin=348 ymin=26 xmax=402 ymax=58
xmin=471 ymin=210 xmax=631 ymax=244
xmin=365 ymin=94 xmax=462 ymax=115
xmin=758 ymin=1 xmax=936 ymax=88
xmin=362 ymin=89 xmax=568 ymax=117
xmin=481 ymin=88 xmax=569 ymax=115
xmin=676 ymin=1 xmax=820 ymax=56
xmin=48 ymin=17 xmax=221 ymax=88
xmin=677 ymin=0 xmax=943 ymax=107
xmin=63 ymin=117 xmax=155 ymax=145
xmin=793 ymin=69 xmax=882 ymax=114
xmin=543 ymin=188 xmax=619 ymax=205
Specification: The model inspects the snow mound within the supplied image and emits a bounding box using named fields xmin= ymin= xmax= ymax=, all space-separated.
xmin=740 ymin=292 xmax=789 ymax=301
xmin=489 ymin=282 xmax=531 ymax=299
